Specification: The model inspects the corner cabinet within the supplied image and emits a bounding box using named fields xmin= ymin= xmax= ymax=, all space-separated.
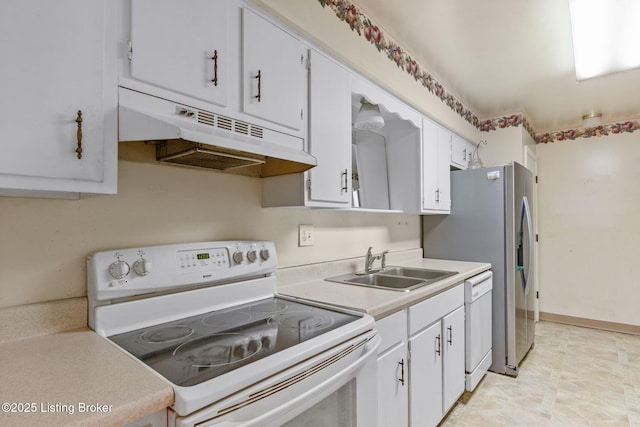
xmin=450 ymin=134 xmax=475 ymax=170
xmin=262 ymin=49 xmax=351 ymax=208
xmin=422 ymin=118 xmax=451 ymax=213
xmin=0 ymin=0 xmax=117 ymax=198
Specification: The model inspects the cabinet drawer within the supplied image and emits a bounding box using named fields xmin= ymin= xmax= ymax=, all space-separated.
xmin=408 ymin=284 xmax=464 ymax=336
xmin=376 ymin=310 xmax=407 ymax=355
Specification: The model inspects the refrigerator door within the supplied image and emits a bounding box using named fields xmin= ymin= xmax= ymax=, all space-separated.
xmin=513 ymin=163 xmax=535 ymax=367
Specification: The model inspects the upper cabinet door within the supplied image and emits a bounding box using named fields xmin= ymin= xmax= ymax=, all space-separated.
xmin=308 ymin=50 xmax=351 ymax=205
xmin=422 ymin=118 xmax=451 ymax=213
xmin=129 ymin=0 xmax=229 ymax=107
xmin=451 ymin=134 xmax=473 ymax=169
xmin=242 ymin=9 xmax=306 ymax=131
xmin=0 ymin=0 xmax=116 ymax=196
xmin=422 ymin=118 xmax=440 ymax=211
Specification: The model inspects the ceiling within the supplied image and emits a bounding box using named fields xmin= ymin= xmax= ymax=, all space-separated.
xmin=352 ymin=0 xmax=640 ymax=133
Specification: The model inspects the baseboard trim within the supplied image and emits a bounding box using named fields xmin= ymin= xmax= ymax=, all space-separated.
xmin=539 ymin=311 xmax=640 ymax=335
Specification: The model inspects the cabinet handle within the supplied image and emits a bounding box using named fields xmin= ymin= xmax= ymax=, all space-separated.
xmin=435 ymin=188 xmax=440 ymax=203
xmin=75 ymin=110 xmax=83 ymax=160
xmin=398 ymin=359 xmax=405 ymax=386
xmin=255 ymin=69 xmax=262 ymax=102
xmin=435 ymin=334 xmax=441 ymax=356
xmin=447 ymin=325 xmax=453 ymax=345
xmin=463 ymin=148 xmax=467 ymax=160
xmin=211 ymin=50 xmax=218 ymax=86
xmin=341 ymin=169 xmax=348 ymax=193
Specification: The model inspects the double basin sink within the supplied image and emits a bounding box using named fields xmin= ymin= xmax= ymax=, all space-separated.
xmin=326 ymin=266 xmax=457 ymax=292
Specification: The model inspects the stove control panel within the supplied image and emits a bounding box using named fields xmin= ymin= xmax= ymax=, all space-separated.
xmin=177 ymin=248 xmax=229 ymax=271
xmin=88 ymin=241 xmax=278 ymax=304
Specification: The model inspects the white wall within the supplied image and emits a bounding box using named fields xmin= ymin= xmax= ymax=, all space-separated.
xmin=537 ymin=132 xmax=640 ymax=326
xmin=0 ymin=143 xmax=420 ymax=309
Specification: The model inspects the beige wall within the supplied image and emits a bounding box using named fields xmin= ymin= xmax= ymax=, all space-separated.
xmin=0 ymin=143 xmax=420 ymax=309
xmin=537 ymin=132 xmax=640 ymax=326
xmin=481 ymin=125 xmax=534 ymax=168
xmin=250 ymin=0 xmax=481 ymax=143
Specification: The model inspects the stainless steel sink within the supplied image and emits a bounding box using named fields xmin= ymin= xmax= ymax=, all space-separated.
xmin=325 ymin=267 xmax=458 ymax=292
xmin=377 ymin=267 xmax=457 ymax=281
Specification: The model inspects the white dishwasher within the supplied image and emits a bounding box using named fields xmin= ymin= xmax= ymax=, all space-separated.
xmin=464 ymin=270 xmax=493 ymax=391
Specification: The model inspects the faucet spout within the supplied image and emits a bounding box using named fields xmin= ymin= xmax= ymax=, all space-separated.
xmin=364 ymin=247 xmax=388 ymax=273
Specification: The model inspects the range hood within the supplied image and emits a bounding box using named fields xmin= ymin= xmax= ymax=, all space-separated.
xmin=118 ymin=88 xmax=316 ymax=177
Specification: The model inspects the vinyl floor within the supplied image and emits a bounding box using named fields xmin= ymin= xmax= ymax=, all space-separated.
xmin=441 ymin=321 xmax=640 ymax=427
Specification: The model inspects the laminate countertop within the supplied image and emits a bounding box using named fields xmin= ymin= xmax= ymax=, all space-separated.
xmin=278 ymin=257 xmax=491 ymax=320
xmin=0 ymin=300 xmax=173 ymax=427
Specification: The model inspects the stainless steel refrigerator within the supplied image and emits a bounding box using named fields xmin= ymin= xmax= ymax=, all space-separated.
xmin=423 ymin=162 xmax=535 ymax=376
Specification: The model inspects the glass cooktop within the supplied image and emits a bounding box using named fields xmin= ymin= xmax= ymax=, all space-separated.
xmin=109 ymin=296 xmax=360 ymax=387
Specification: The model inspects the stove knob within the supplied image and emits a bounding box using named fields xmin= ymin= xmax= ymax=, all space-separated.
xmin=259 ymin=249 xmax=271 ymax=261
xmin=247 ymin=250 xmax=257 ymax=263
xmin=108 ymin=260 xmax=130 ymax=279
xmin=233 ymin=345 xmax=247 ymax=359
xmin=261 ymin=336 xmax=272 ymax=349
xmin=232 ymin=250 xmax=244 ymax=265
xmin=247 ymin=339 xmax=261 ymax=354
xmin=133 ymin=258 xmax=152 ymax=276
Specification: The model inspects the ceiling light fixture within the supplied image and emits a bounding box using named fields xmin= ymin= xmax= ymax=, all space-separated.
xmin=569 ymin=0 xmax=640 ymax=81
xmin=582 ymin=113 xmax=602 ymax=128
xmin=354 ymin=98 xmax=385 ymax=131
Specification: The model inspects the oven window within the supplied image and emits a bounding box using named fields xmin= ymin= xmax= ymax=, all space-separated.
xmin=282 ymin=379 xmax=356 ymax=427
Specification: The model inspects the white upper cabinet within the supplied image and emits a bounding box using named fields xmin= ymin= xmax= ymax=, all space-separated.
xmin=128 ymin=0 xmax=229 ymax=107
xmin=306 ymin=49 xmax=351 ymax=205
xmin=0 ymin=0 xmax=117 ymax=198
xmin=242 ymin=8 xmax=306 ymax=132
xmin=450 ymin=134 xmax=474 ymax=170
xmin=262 ymin=49 xmax=351 ymax=208
xmin=121 ymin=1 xmax=304 ymax=140
xmin=422 ymin=118 xmax=451 ymax=213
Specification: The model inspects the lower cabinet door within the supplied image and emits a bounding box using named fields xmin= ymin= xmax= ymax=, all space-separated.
xmin=443 ymin=306 xmax=466 ymax=413
xmin=409 ymin=322 xmax=443 ymax=427
xmin=378 ymin=343 xmax=408 ymax=427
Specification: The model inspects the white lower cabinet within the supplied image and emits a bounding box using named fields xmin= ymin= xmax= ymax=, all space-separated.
xmin=376 ymin=284 xmax=465 ymax=427
xmin=408 ymin=285 xmax=465 ymax=426
xmin=442 ymin=307 xmax=466 ymax=412
xmin=409 ymin=321 xmax=442 ymax=427
xmin=376 ymin=310 xmax=409 ymax=427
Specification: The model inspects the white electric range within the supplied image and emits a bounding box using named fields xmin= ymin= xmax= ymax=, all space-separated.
xmin=87 ymin=240 xmax=379 ymax=427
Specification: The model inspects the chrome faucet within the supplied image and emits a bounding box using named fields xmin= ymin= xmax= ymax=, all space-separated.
xmin=364 ymin=247 xmax=389 ymax=273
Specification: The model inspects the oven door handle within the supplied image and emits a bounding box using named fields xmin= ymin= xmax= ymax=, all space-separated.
xmin=186 ymin=332 xmax=381 ymax=427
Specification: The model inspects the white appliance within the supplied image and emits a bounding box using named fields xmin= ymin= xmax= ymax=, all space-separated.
xmin=87 ymin=241 xmax=380 ymax=427
xmin=464 ymin=271 xmax=493 ymax=391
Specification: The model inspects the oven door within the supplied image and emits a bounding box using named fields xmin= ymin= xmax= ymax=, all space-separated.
xmin=170 ymin=330 xmax=380 ymax=427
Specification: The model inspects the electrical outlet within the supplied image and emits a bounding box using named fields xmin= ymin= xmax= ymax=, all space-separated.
xmin=298 ymin=224 xmax=314 ymax=247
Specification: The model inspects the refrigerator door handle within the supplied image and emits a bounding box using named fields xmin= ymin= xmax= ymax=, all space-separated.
xmin=522 ymin=196 xmax=534 ymax=292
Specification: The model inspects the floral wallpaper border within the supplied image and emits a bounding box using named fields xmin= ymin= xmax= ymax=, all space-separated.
xmin=317 ymin=0 xmax=640 ymax=144
xmin=535 ymin=120 xmax=640 ymax=143
xmin=318 ymin=0 xmax=479 ymax=128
